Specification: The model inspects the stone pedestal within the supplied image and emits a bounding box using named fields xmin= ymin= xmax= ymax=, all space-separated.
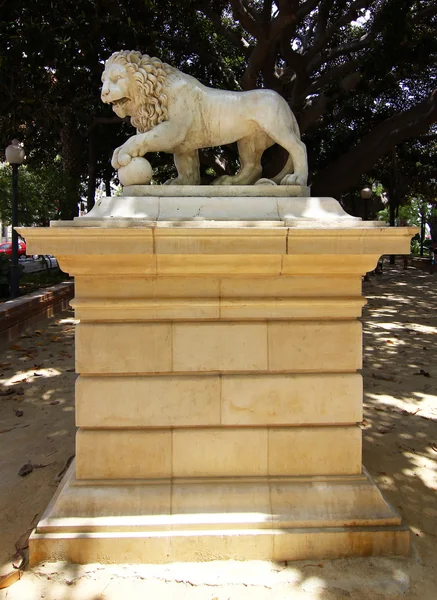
xmin=19 ymin=192 xmax=415 ymax=564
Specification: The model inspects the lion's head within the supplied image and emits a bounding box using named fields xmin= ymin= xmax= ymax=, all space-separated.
xmin=101 ymin=51 xmax=174 ymax=133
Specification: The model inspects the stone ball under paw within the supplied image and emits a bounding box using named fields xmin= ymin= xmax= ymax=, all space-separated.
xmin=118 ymin=157 xmax=153 ymax=186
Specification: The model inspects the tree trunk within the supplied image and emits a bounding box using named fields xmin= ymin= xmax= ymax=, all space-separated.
xmin=311 ymin=90 xmax=437 ymax=197
xmin=59 ymin=110 xmax=84 ymax=220
xmin=388 ymin=148 xmax=399 ymax=265
xmin=87 ymin=126 xmax=97 ymax=212
xmin=104 ymin=167 xmax=112 ymax=197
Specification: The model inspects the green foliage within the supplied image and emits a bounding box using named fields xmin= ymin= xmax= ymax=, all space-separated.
xmin=1 ymin=0 xmax=436 ymax=213
xmin=0 ymin=162 xmax=65 ymax=225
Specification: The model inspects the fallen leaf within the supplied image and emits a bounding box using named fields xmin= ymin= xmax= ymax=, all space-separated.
xmin=392 ymin=408 xmax=409 ymax=415
xmin=49 ymin=400 xmax=60 ymax=406
xmin=414 ymin=369 xmax=431 ymax=378
xmin=0 ymin=362 xmax=11 ymax=368
xmin=18 ymin=462 xmax=33 ymax=477
xmin=33 ymin=372 xmax=43 ymax=377
xmin=378 ymin=426 xmax=393 ymax=434
xmin=372 ymin=373 xmax=395 ymax=382
xmin=55 ymin=454 xmax=75 ymax=482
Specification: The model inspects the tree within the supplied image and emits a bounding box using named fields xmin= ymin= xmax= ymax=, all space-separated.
xmin=1 ymin=0 xmax=436 ymax=214
xmin=0 ymin=162 xmax=65 ymax=226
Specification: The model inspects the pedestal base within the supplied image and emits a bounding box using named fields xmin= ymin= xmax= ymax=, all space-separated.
xmin=30 ymin=464 xmax=409 ymax=565
xmin=20 ymin=211 xmax=416 ymax=566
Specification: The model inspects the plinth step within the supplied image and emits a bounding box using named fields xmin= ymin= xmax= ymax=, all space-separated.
xmin=31 ymin=526 xmax=410 ymax=565
xmin=30 ymin=465 xmax=410 ymax=565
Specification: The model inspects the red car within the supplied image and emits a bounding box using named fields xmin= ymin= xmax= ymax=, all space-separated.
xmin=0 ymin=241 xmax=27 ymax=257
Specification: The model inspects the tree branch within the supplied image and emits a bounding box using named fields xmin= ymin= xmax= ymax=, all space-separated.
xmin=308 ymin=32 xmax=373 ymax=73
xmin=314 ymin=0 xmax=336 ymax=46
xmin=312 ymin=89 xmax=437 ymax=196
xmin=412 ymin=5 xmax=437 ymax=23
xmin=297 ymin=0 xmax=323 ymax=20
xmin=229 ymin=0 xmax=263 ymax=39
xmin=261 ymin=0 xmax=273 ymax=24
xmin=307 ymin=0 xmax=374 ymax=62
xmin=306 ymin=59 xmax=360 ymax=95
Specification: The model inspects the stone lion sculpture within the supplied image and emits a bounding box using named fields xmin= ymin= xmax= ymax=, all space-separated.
xmin=101 ymin=50 xmax=308 ymax=186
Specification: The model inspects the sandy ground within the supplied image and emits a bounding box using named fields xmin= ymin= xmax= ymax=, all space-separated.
xmin=0 ymin=261 xmax=436 ymax=599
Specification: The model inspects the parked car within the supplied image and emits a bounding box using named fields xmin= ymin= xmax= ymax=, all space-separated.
xmin=0 ymin=240 xmax=27 ymax=257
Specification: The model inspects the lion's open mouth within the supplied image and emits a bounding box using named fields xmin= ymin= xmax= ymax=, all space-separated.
xmin=111 ymin=97 xmax=129 ymax=106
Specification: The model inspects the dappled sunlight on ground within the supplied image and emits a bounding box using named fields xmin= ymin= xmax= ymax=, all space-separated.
xmin=362 ymin=262 xmax=437 ymax=593
xmin=0 ymin=310 xmax=77 ymax=573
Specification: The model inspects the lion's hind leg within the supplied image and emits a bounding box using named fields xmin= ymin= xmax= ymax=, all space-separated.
xmin=165 ymin=151 xmax=200 ymax=185
xmin=213 ymin=134 xmax=271 ymax=186
xmin=259 ymin=114 xmax=308 ymax=187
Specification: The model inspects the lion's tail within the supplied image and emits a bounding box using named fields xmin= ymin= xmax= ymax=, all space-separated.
xmin=271 ymin=112 xmax=301 ymax=184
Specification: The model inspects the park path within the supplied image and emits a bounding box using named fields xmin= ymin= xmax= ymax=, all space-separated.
xmin=0 ymin=261 xmax=436 ymax=600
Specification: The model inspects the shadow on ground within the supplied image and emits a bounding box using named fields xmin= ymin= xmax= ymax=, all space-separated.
xmin=361 ymin=263 xmax=437 ymax=599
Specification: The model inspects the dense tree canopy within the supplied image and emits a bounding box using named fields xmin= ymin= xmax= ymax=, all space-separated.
xmin=1 ymin=0 xmax=436 ymax=220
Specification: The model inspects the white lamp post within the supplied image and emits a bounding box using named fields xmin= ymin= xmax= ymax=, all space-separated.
xmin=360 ymin=187 xmax=372 ymax=221
xmin=5 ymin=140 xmax=25 ymax=298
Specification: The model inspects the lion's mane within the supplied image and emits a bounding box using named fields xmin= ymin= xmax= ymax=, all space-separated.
xmin=105 ymin=50 xmax=174 ymax=133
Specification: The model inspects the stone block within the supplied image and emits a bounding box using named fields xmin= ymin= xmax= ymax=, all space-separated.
xmin=219 ymin=275 xmax=361 ymax=298
xmin=75 ymin=276 xmax=220 ymax=299
xmin=172 ymin=322 xmax=268 ymax=372
xmin=156 ymin=255 xmax=282 ymax=276
xmin=172 ymin=428 xmax=268 ymax=477
xmin=154 ymin=227 xmax=287 ymax=255
xmin=268 ymin=426 xmax=362 ymax=476
xmin=76 ymin=375 xmax=221 ymax=427
xmin=76 ymin=323 xmax=172 ymax=374
xmin=171 ymin=481 xmax=271 ymax=529
xmin=268 ymin=321 xmax=362 ymax=372
xmin=272 ymin=528 xmax=410 ymax=562
xmin=221 ymin=373 xmax=362 ymax=425
xmin=76 ymin=430 xmax=172 ymax=479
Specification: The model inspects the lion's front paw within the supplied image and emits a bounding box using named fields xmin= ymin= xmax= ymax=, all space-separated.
xmin=111 ymin=148 xmax=121 ymax=170
xmin=111 ymin=148 xmax=133 ymax=169
xmin=118 ymin=152 xmax=133 ymax=167
xmin=112 ymin=140 xmax=141 ymax=169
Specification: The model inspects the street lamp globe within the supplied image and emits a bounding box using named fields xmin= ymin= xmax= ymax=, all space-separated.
xmin=5 ymin=139 xmax=25 ymax=165
xmin=360 ymin=187 xmax=372 ymax=200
